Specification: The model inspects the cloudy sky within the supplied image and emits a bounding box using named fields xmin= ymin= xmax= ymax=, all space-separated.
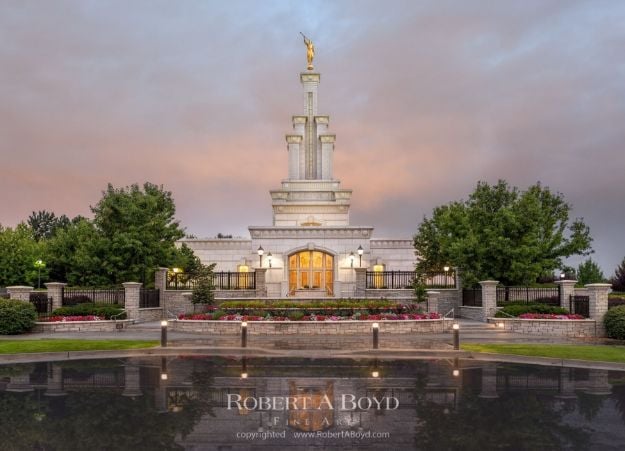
xmin=1 ymin=0 xmax=624 ymax=274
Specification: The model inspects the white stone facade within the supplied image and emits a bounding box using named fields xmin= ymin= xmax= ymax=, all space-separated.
xmin=181 ymin=65 xmax=416 ymax=297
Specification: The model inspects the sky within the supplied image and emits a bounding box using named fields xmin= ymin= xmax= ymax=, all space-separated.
xmin=1 ymin=0 xmax=624 ymax=274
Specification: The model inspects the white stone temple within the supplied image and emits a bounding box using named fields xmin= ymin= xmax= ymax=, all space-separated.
xmin=181 ymin=63 xmax=415 ymax=297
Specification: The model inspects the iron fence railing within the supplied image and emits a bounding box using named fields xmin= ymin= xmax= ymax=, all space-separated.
xmin=366 ymin=271 xmax=456 ymax=289
xmin=62 ymin=288 xmax=125 ymax=306
xmin=29 ymin=292 xmax=53 ymax=317
xmin=166 ymin=271 xmax=257 ymax=290
xmin=462 ymin=288 xmax=483 ymax=307
xmin=140 ymin=288 xmax=160 ymax=308
xmin=496 ymin=286 xmax=560 ymax=306
xmin=570 ymin=295 xmax=590 ymax=317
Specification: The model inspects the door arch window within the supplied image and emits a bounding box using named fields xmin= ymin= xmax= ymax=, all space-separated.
xmin=289 ymin=251 xmax=334 ymax=295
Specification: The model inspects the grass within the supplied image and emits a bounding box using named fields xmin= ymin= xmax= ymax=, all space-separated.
xmin=462 ymin=343 xmax=625 ymax=363
xmin=0 ymin=339 xmax=159 ymax=354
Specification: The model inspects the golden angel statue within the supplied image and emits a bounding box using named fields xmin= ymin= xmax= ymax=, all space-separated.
xmin=300 ymin=32 xmax=315 ymax=70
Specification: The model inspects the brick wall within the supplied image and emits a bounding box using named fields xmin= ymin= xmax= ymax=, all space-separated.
xmin=33 ymin=320 xmax=133 ymax=333
xmin=486 ymin=318 xmax=597 ymax=338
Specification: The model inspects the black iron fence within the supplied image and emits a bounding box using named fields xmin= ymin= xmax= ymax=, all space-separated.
xmin=166 ymin=271 xmax=257 ymax=290
xmin=496 ymin=286 xmax=560 ymax=306
xmin=570 ymin=295 xmax=590 ymax=318
xmin=62 ymin=287 xmax=125 ymax=306
xmin=462 ymin=288 xmax=483 ymax=306
xmin=140 ymin=288 xmax=160 ymax=308
xmin=29 ymin=292 xmax=52 ymax=317
xmin=366 ymin=271 xmax=456 ymax=289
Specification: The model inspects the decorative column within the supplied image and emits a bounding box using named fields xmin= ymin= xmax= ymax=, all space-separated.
xmin=255 ymin=269 xmax=267 ymax=298
xmin=555 ymin=279 xmax=577 ymax=310
xmin=354 ymin=268 xmax=367 ymax=297
xmin=586 ymin=283 xmax=611 ymax=336
xmin=479 ymin=280 xmax=499 ymax=322
xmin=6 ymin=286 xmax=33 ymax=301
xmin=319 ymin=133 xmax=335 ymax=180
xmin=286 ymin=134 xmax=303 ymax=180
xmin=123 ymin=282 xmax=142 ymax=321
xmin=45 ymin=282 xmax=66 ymax=310
xmin=155 ymin=267 xmax=168 ymax=314
xmin=426 ymin=290 xmax=440 ymax=313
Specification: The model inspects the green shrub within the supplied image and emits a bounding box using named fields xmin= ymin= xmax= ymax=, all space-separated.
xmin=212 ymin=310 xmax=226 ymax=320
xmin=0 ymin=299 xmax=37 ymax=334
xmin=51 ymin=303 xmax=125 ymax=320
xmin=604 ymin=305 xmax=625 ymax=340
xmin=288 ymin=311 xmax=305 ymax=321
xmin=495 ymin=303 xmax=569 ymax=318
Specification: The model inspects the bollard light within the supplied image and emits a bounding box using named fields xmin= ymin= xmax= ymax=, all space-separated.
xmin=453 ymin=357 xmax=460 ymax=377
xmin=161 ymin=357 xmax=168 ymax=381
xmin=497 ymin=322 xmax=505 ymax=329
xmin=452 ymin=323 xmax=460 ymax=350
xmin=241 ymin=372 xmax=248 ymax=379
xmin=161 ymin=320 xmax=168 ymax=347
xmin=161 ymin=373 xmax=168 ymax=381
xmin=453 ymin=369 xmax=460 ymax=377
xmin=371 ymin=371 xmax=379 ymax=378
xmin=372 ymin=322 xmax=379 ymax=349
xmin=241 ymin=321 xmax=248 ymax=348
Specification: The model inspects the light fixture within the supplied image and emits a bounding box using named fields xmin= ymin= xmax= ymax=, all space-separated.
xmin=161 ymin=373 xmax=168 ymax=381
xmin=371 ymin=371 xmax=379 ymax=378
xmin=257 ymin=246 xmax=264 ymax=267
xmin=452 ymin=323 xmax=459 ymax=330
xmin=34 ymin=259 xmax=45 ymax=289
xmin=241 ymin=372 xmax=248 ymax=379
xmin=267 ymin=252 xmax=272 ymax=268
xmin=172 ymin=268 xmax=182 ymax=289
xmin=349 ymin=252 xmax=355 ymax=268
xmin=444 ymin=266 xmax=450 ymax=272
xmin=452 ymin=369 xmax=460 ymax=377
xmin=172 ymin=267 xmax=181 ymax=273
xmin=357 ymin=245 xmax=364 ymax=267
xmin=497 ymin=322 xmax=505 ymax=329
xmin=560 ymin=273 xmax=565 ymax=279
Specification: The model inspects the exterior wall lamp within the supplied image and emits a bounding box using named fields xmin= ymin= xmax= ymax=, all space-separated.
xmin=349 ymin=252 xmax=355 ymax=268
xmin=357 ymin=245 xmax=364 ymax=267
xmin=257 ymin=246 xmax=264 ymax=267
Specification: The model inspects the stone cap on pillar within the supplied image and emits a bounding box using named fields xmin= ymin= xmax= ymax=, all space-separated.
xmin=44 ymin=282 xmax=67 ymax=288
xmin=585 ymin=283 xmax=612 ymax=291
xmin=479 ymin=280 xmax=499 ymax=287
xmin=122 ymin=282 xmax=143 ymax=288
xmin=6 ymin=286 xmax=34 ymax=290
xmin=555 ymin=279 xmax=578 ymax=285
xmin=426 ymin=290 xmax=440 ymax=295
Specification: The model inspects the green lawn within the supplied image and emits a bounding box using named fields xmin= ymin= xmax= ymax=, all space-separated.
xmin=0 ymin=339 xmax=159 ymax=354
xmin=462 ymin=343 xmax=625 ymax=363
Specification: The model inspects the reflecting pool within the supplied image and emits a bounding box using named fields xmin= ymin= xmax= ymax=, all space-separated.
xmin=1 ymin=356 xmax=625 ymax=450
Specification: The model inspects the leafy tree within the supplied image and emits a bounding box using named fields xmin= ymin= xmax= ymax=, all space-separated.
xmin=173 ymin=243 xmax=202 ymax=276
xmin=27 ymin=210 xmax=70 ymax=241
xmin=577 ymin=259 xmax=605 ymax=285
xmin=413 ymin=180 xmax=593 ymax=287
xmin=191 ymin=263 xmax=216 ymax=306
xmin=0 ymin=224 xmax=46 ymax=286
xmin=611 ymin=257 xmax=625 ymax=292
xmin=91 ymin=182 xmax=186 ymax=285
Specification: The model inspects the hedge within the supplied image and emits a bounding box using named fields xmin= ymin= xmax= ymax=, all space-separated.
xmin=604 ymin=305 xmax=625 ymax=340
xmin=495 ymin=303 xmax=569 ymax=318
xmin=51 ymin=303 xmax=126 ymax=320
xmin=0 ymin=299 xmax=37 ymax=335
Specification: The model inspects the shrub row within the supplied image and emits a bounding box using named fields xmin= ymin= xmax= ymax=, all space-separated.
xmin=0 ymin=298 xmax=37 ymax=335
xmin=51 ymin=303 xmax=126 ymax=320
xmin=218 ymin=299 xmax=400 ymax=309
xmin=604 ymin=305 xmax=625 ymax=340
xmin=495 ymin=303 xmax=569 ymax=318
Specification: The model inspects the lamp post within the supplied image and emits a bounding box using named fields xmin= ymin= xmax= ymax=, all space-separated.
xmin=161 ymin=320 xmax=168 ymax=347
xmin=349 ymin=252 xmax=355 ymax=268
xmin=372 ymin=322 xmax=379 ymax=349
xmin=34 ymin=259 xmax=45 ymax=289
xmin=357 ymin=245 xmax=363 ymax=267
xmin=267 ymin=252 xmax=272 ymax=268
xmin=172 ymin=267 xmax=181 ymax=289
xmin=241 ymin=321 xmax=248 ymax=348
xmin=257 ymin=246 xmax=264 ymax=267
xmin=443 ymin=266 xmax=450 ymax=288
xmin=452 ymin=323 xmax=460 ymax=350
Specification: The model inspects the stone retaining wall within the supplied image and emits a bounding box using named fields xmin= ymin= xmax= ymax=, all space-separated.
xmin=137 ymin=308 xmax=163 ymax=322
xmin=33 ymin=320 xmax=133 ymax=333
xmin=487 ymin=318 xmax=597 ymax=338
xmin=170 ymin=319 xmax=452 ymax=335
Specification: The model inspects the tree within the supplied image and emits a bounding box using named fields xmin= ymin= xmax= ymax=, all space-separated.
xmin=191 ymin=263 xmax=216 ymax=306
xmin=27 ymin=210 xmax=70 ymax=241
xmin=413 ymin=180 xmax=593 ymax=287
xmin=91 ymin=183 xmax=186 ymax=285
xmin=0 ymin=224 xmax=46 ymax=286
xmin=612 ymin=257 xmax=625 ymax=292
xmin=577 ymin=259 xmax=605 ymax=285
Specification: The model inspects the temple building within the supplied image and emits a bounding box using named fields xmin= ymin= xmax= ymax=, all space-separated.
xmin=181 ymin=61 xmax=415 ymax=297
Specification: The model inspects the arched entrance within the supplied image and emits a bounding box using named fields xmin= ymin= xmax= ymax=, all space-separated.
xmin=288 ymin=250 xmax=334 ymax=296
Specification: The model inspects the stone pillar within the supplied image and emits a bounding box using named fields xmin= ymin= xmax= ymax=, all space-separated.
xmin=255 ymin=269 xmax=267 ymax=298
xmin=320 ymin=134 xmax=335 ymax=180
xmin=354 ymin=268 xmax=367 ymax=298
xmin=479 ymin=280 xmax=499 ymax=322
xmin=122 ymin=365 xmax=143 ymax=397
xmin=45 ymin=282 xmax=67 ymax=310
xmin=426 ymin=290 xmax=440 ymax=313
xmin=155 ymin=267 xmax=168 ymax=292
xmin=44 ymin=364 xmax=66 ymax=397
xmin=6 ymin=286 xmax=34 ymax=301
xmin=286 ymin=134 xmax=303 ymax=180
xmin=586 ymin=283 xmax=611 ymax=335
xmin=555 ymin=280 xmax=577 ymax=311
xmin=123 ymin=282 xmax=142 ymax=321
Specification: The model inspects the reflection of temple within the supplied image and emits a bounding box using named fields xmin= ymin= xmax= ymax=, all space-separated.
xmin=1 ymin=357 xmax=624 ymax=449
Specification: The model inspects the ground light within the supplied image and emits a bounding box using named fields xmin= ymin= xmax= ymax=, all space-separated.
xmin=372 ymin=322 xmax=379 ymax=349
xmin=452 ymin=323 xmax=460 ymax=350
xmin=161 ymin=320 xmax=168 ymax=347
xmin=241 ymin=321 xmax=248 ymax=348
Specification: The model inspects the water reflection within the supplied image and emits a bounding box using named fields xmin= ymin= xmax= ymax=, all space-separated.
xmin=1 ymin=357 xmax=624 ymax=450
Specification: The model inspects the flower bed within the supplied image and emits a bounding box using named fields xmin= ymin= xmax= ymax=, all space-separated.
xmin=178 ymin=312 xmax=440 ymax=321
xmin=518 ymin=313 xmax=585 ymax=320
xmin=40 ymin=315 xmax=103 ymax=322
